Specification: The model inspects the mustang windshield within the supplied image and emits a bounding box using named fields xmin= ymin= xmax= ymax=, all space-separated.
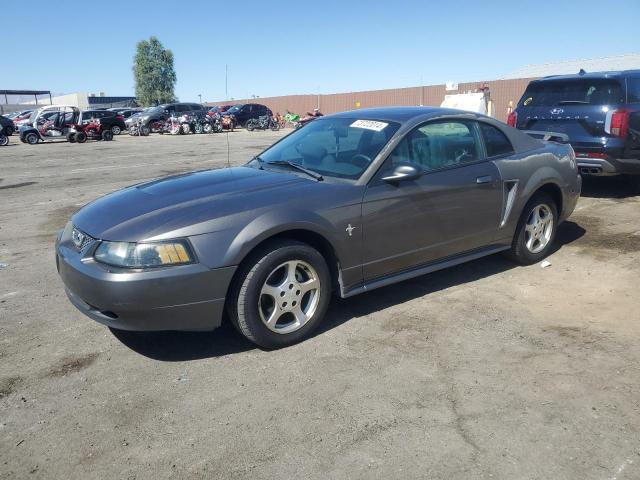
xmin=258 ymin=118 xmax=400 ymax=180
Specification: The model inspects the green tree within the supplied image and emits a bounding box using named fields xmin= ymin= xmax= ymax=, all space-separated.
xmin=133 ymin=36 xmax=177 ymax=106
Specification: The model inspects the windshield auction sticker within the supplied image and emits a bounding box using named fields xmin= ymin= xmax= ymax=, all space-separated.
xmin=350 ymin=120 xmax=388 ymax=131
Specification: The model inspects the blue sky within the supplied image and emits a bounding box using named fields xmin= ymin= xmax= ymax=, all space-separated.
xmin=4 ymin=0 xmax=639 ymax=102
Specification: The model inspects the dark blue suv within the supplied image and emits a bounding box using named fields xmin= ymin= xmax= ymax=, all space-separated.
xmin=510 ymin=70 xmax=640 ymax=177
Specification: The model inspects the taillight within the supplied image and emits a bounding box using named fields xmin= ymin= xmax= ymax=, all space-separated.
xmin=116 ymin=115 xmax=124 ymax=121
xmin=507 ymin=111 xmax=517 ymax=127
xmin=605 ymin=109 xmax=629 ymax=138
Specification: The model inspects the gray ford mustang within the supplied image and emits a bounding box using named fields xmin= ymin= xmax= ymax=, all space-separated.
xmin=56 ymin=107 xmax=581 ymax=348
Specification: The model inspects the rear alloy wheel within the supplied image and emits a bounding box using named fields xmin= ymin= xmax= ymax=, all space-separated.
xmin=229 ymin=240 xmax=331 ymax=349
xmin=25 ymin=132 xmax=39 ymax=145
xmin=507 ymin=192 xmax=557 ymax=265
xmin=111 ymin=125 xmax=121 ymax=135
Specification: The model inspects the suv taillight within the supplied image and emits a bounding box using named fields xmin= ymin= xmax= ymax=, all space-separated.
xmin=606 ymin=109 xmax=629 ymax=138
xmin=116 ymin=115 xmax=124 ymax=121
xmin=507 ymin=111 xmax=517 ymax=127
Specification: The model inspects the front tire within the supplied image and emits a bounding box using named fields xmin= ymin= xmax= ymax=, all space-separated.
xmin=25 ymin=132 xmax=39 ymax=145
xmin=0 ymin=134 xmax=8 ymax=146
xmin=229 ymin=240 xmax=331 ymax=349
xmin=506 ymin=192 xmax=558 ymax=265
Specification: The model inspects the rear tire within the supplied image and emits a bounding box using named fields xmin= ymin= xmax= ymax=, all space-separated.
xmin=140 ymin=126 xmax=150 ymax=136
xmin=506 ymin=192 xmax=558 ymax=265
xmin=0 ymin=134 xmax=8 ymax=146
xmin=74 ymin=131 xmax=87 ymax=143
xmin=111 ymin=125 xmax=122 ymax=135
xmin=66 ymin=132 xmax=76 ymax=143
xmin=228 ymin=240 xmax=331 ymax=349
xmin=102 ymin=130 xmax=114 ymax=141
xmin=246 ymin=119 xmax=256 ymax=131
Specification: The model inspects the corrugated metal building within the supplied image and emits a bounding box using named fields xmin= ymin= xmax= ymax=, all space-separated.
xmin=207 ymin=54 xmax=640 ymax=123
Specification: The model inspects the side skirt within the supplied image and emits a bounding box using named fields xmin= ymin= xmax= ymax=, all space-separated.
xmin=341 ymin=245 xmax=510 ymax=298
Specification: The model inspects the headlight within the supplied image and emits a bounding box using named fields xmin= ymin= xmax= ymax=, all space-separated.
xmin=94 ymin=240 xmax=194 ymax=268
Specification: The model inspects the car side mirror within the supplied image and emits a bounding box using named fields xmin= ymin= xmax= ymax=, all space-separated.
xmin=382 ymin=164 xmax=423 ymax=184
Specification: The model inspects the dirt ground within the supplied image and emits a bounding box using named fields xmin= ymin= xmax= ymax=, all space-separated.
xmin=1 ymin=131 xmax=639 ymax=480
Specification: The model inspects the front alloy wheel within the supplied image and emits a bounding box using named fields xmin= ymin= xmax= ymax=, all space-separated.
xmin=259 ymin=260 xmax=321 ymax=334
xmin=230 ymin=240 xmax=331 ymax=349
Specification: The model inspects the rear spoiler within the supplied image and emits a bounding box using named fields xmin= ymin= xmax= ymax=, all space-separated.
xmin=522 ymin=130 xmax=570 ymax=143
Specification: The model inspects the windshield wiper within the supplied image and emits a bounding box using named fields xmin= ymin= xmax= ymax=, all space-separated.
xmin=265 ymin=160 xmax=324 ymax=181
xmin=555 ymin=100 xmax=589 ymax=105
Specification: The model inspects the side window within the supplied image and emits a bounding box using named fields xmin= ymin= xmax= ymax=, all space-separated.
xmin=387 ymin=121 xmax=481 ymax=172
xmin=479 ymin=123 xmax=514 ymax=157
xmin=627 ymin=77 xmax=640 ymax=103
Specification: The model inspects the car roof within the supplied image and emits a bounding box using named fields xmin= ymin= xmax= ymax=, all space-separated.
xmin=537 ymin=69 xmax=640 ymax=82
xmin=329 ymin=106 xmax=475 ymax=123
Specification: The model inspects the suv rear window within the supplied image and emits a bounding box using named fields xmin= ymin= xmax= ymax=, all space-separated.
xmin=518 ymin=79 xmax=624 ymax=107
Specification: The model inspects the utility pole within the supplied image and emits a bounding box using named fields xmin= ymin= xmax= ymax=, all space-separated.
xmin=225 ymin=64 xmax=228 ymax=101
xmin=198 ymin=94 xmax=202 ymax=104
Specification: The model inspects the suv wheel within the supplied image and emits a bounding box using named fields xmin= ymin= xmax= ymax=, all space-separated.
xmin=229 ymin=240 xmax=331 ymax=349
xmin=111 ymin=125 xmax=122 ymax=135
xmin=507 ymin=192 xmax=558 ymax=265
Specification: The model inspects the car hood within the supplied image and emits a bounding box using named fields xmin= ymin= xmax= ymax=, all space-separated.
xmin=72 ymin=167 xmax=310 ymax=242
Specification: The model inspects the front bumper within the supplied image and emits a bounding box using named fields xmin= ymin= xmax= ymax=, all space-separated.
xmin=56 ymin=232 xmax=236 ymax=332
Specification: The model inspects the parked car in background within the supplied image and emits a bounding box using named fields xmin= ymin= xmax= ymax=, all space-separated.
xmin=56 ymin=107 xmax=580 ymax=348
xmin=125 ymin=103 xmax=206 ymax=131
xmin=0 ymin=115 xmax=15 ymax=135
xmin=207 ymin=105 xmax=234 ymax=117
xmin=6 ymin=109 xmax=33 ymax=121
xmin=108 ymin=107 xmax=143 ymax=119
xmin=510 ymin=69 xmax=640 ymax=178
xmin=223 ymin=103 xmax=272 ymax=128
xmin=81 ymin=110 xmax=127 ymax=135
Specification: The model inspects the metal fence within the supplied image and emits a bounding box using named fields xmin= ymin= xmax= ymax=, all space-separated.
xmin=208 ymin=78 xmax=536 ymax=123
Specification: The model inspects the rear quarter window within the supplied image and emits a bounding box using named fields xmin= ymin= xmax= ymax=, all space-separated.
xmin=627 ymin=77 xmax=640 ymax=103
xmin=479 ymin=123 xmax=514 ymax=157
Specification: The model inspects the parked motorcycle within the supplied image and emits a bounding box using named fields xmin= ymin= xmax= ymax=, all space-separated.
xmin=193 ymin=114 xmax=213 ymax=134
xmin=246 ymin=115 xmax=280 ymax=132
xmin=284 ymin=111 xmax=300 ymax=128
xmin=128 ymin=118 xmax=150 ymax=136
xmin=179 ymin=114 xmax=193 ymax=134
xmin=211 ymin=113 xmax=224 ymax=133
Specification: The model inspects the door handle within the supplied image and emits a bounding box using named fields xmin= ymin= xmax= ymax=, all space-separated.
xmin=476 ymin=175 xmax=493 ymax=184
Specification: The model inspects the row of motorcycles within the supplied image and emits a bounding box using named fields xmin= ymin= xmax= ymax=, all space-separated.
xmin=129 ymin=112 xmax=226 ymax=137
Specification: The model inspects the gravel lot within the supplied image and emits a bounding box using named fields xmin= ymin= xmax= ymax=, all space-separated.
xmin=1 ymin=131 xmax=639 ymax=480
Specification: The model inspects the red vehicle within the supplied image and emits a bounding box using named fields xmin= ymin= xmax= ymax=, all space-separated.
xmin=67 ymin=119 xmax=113 ymax=143
xmin=207 ymin=105 xmax=234 ymax=117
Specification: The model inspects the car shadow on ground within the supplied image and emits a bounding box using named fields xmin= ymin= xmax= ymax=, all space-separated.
xmin=580 ymin=175 xmax=640 ymax=199
xmin=111 ymin=221 xmax=586 ymax=362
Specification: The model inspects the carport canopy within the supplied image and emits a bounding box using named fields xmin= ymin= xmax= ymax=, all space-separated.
xmin=1 ymin=90 xmax=53 ymax=105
